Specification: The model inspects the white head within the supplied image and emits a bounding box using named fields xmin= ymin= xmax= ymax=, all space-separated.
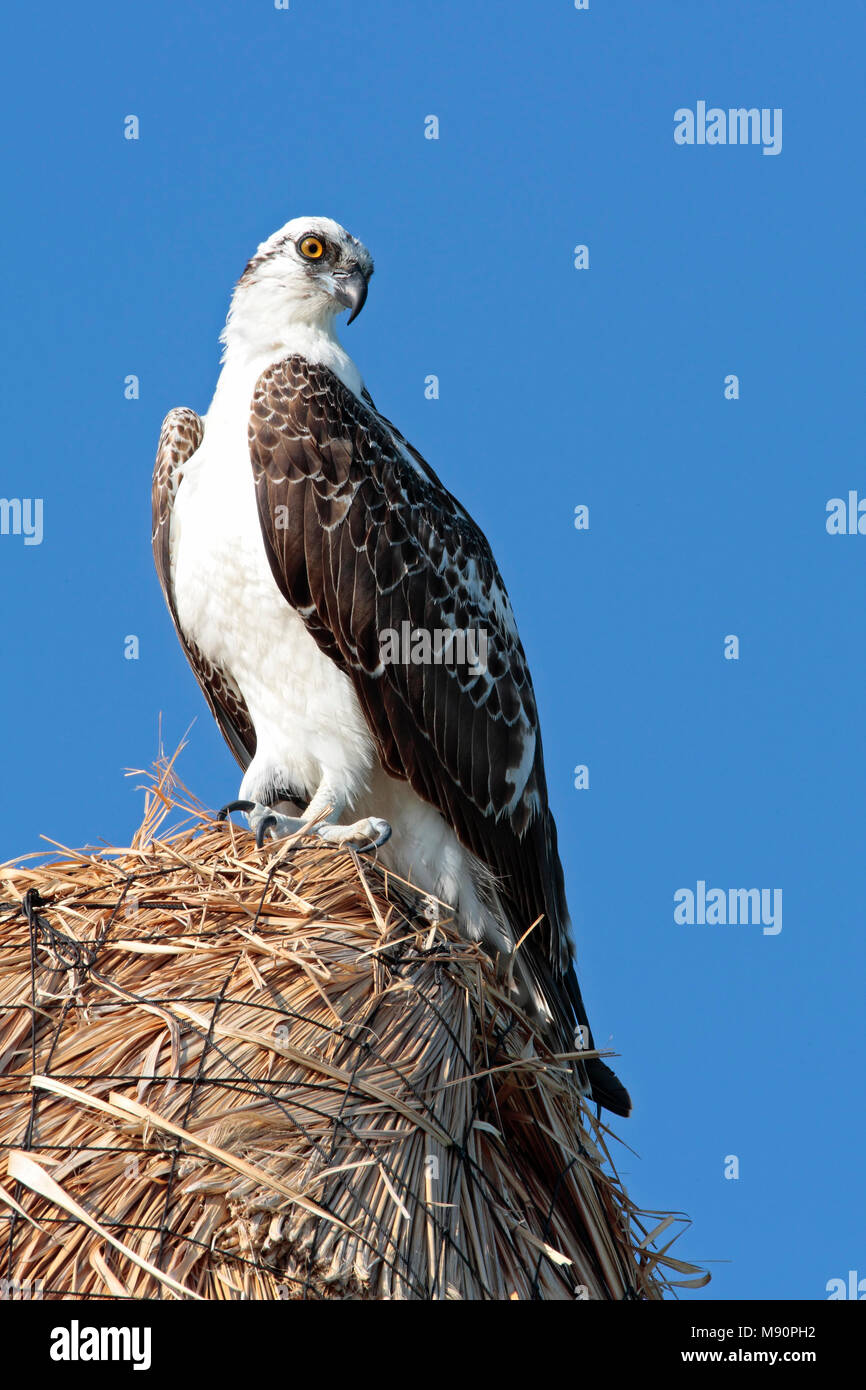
xmin=220 ymin=216 xmax=374 ymax=363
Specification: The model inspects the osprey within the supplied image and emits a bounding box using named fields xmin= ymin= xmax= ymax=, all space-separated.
xmin=153 ymin=216 xmax=630 ymax=1117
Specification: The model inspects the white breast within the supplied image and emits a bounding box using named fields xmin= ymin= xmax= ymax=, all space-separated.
xmin=170 ymin=356 xmax=375 ymax=808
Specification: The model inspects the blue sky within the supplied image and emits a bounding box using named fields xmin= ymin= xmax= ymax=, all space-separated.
xmin=1 ymin=1 xmax=863 ymax=1300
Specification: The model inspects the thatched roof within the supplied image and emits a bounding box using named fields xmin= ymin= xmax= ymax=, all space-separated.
xmin=0 ymin=759 xmax=707 ymax=1300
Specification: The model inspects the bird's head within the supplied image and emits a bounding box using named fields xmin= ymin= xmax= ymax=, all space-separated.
xmin=222 ymin=217 xmax=374 ymax=359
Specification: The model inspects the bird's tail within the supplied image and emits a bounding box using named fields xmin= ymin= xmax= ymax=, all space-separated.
xmin=562 ymin=961 xmax=632 ymax=1118
xmin=471 ymin=823 xmax=631 ymax=1118
xmin=498 ymin=928 xmax=631 ymax=1118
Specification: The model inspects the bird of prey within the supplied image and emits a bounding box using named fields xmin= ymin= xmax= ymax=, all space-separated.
xmin=153 ymin=217 xmax=630 ymax=1117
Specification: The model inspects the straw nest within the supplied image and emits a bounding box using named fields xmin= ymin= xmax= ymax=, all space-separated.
xmin=0 ymin=759 xmax=707 ymax=1301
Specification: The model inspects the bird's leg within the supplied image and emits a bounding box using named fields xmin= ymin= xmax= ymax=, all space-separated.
xmin=227 ymin=783 xmax=391 ymax=852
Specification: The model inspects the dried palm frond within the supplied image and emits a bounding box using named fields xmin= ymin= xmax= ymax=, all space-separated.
xmin=0 ymin=758 xmax=708 ymax=1301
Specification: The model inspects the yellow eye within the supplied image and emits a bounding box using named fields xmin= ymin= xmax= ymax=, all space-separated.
xmin=298 ymin=235 xmax=325 ymax=260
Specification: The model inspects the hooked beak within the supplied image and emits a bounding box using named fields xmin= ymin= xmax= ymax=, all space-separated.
xmin=333 ymin=265 xmax=369 ymax=324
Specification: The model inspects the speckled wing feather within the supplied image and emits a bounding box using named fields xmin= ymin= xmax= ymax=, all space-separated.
xmin=152 ymin=408 xmax=256 ymax=770
xmin=248 ymin=356 xmax=575 ymax=979
xmin=249 ymin=359 xmax=632 ymax=1116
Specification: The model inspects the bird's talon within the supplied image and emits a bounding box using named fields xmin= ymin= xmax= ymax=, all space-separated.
xmin=364 ymin=818 xmax=391 ymax=850
xmin=255 ymin=814 xmax=278 ymax=848
xmin=218 ymin=799 xmax=256 ymax=822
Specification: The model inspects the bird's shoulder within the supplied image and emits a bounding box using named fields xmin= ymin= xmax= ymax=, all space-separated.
xmin=153 ymin=407 xmax=204 ymax=535
xmin=249 ymin=354 xmax=522 ymax=643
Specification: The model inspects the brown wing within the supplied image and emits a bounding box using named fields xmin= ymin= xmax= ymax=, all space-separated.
xmin=248 ymin=356 xmax=572 ymax=972
xmin=152 ymin=408 xmax=256 ymax=770
xmin=249 ymin=359 xmax=632 ymax=1116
